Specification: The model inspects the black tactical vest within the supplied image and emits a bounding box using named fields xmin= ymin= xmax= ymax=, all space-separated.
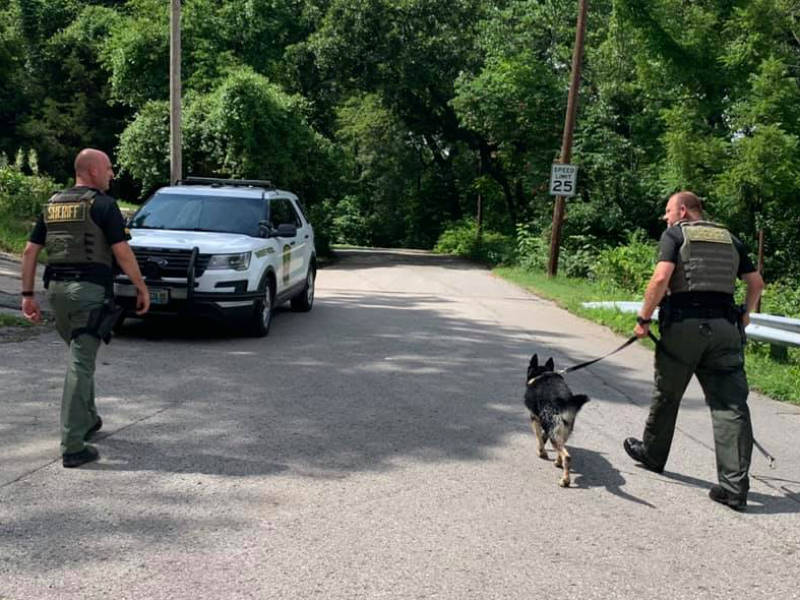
xmin=669 ymin=220 xmax=739 ymax=295
xmin=43 ymin=188 xmax=113 ymax=268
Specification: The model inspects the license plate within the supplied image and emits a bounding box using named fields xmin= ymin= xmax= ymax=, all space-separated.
xmin=149 ymin=288 xmax=169 ymax=304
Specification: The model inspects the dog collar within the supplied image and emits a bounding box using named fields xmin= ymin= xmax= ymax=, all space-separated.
xmin=527 ymin=370 xmax=566 ymax=386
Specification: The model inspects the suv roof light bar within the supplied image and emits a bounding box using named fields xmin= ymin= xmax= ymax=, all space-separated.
xmin=178 ymin=176 xmax=274 ymax=189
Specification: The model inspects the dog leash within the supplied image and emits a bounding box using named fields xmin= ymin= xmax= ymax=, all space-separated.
xmin=647 ymin=330 xmax=777 ymax=469
xmin=527 ymin=335 xmax=639 ymax=386
xmin=559 ymin=335 xmax=639 ymax=376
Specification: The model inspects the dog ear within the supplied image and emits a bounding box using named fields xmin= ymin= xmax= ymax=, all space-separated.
xmin=544 ymin=357 xmax=555 ymax=371
xmin=527 ymin=354 xmax=539 ymax=381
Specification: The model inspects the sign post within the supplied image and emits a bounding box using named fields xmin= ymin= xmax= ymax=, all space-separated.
xmin=547 ymin=0 xmax=588 ymax=278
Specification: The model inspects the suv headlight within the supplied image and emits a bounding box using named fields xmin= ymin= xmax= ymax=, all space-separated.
xmin=206 ymin=252 xmax=251 ymax=271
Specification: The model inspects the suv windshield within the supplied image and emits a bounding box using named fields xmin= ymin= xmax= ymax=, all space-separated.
xmin=130 ymin=192 xmax=266 ymax=236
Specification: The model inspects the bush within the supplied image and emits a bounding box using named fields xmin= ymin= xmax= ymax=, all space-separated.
xmin=590 ymin=231 xmax=657 ymax=294
xmin=561 ymin=234 xmax=599 ymax=279
xmin=331 ymin=195 xmax=372 ymax=246
xmin=515 ymin=225 xmax=599 ymax=278
xmin=761 ymin=279 xmax=800 ymax=318
xmin=306 ymin=199 xmax=334 ymax=257
xmin=434 ymin=219 xmax=515 ymax=265
xmin=0 ymin=158 xmax=58 ymax=220
xmin=515 ymin=223 xmax=548 ymax=272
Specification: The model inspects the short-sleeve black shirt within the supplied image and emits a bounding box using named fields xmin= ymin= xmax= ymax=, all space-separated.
xmin=29 ymin=186 xmax=130 ymax=285
xmin=658 ymin=224 xmax=756 ymax=308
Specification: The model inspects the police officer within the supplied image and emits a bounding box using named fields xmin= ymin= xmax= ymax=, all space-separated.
xmin=20 ymin=148 xmax=150 ymax=468
xmin=624 ymin=191 xmax=764 ymax=511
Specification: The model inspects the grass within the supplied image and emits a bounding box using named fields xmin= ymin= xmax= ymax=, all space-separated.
xmin=494 ymin=266 xmax=800 ymax=406
xmin=0 ymin=216 xmax=34 ymax=254
xmin=0 ymin=313 xmax=32 ymax=328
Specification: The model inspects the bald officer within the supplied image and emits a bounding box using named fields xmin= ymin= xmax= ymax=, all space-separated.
xmin=21 ymin=149 xmax=150 ymax=467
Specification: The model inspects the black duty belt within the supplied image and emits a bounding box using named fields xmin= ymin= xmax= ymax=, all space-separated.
xmin=48 ymin=271 xmax=90 ymax=281
xmin=45 ymin=269 xmax=112 ymax=295
xmin=663 ymin=305 xmax=739 ymax=323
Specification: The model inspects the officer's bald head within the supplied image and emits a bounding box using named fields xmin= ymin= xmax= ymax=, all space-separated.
xmin=74 ymin=149 xmax=114 ymax=192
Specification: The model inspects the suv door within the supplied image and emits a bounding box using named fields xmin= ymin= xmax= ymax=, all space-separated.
xmin=269 ymin=197 xmax=304 ymax=288
xmin=292 ymin=197 xmax=313 ymax=274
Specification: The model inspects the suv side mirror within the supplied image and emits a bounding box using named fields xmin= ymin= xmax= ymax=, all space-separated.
xmin=258 ymin=220 xmax=270 ymax=238
xmin=275 ymin=223 xmax=297 ymax=238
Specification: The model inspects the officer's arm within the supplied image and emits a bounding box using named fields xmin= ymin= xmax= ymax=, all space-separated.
xmin=20 ymin=242 xmax=43 ymax=323
xmin=740 ymin=271 xmax=764 ymax=326
xmin=111 ymin=241 xmax=150 ymax=315
xmin=640 ymin=261 xmax=674 ymax=319
xmin=634 ymin=261 xmax=674 ymax=337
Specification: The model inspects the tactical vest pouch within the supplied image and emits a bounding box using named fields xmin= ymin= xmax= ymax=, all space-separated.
xmin=70 ymin=299 xmax=124 ymax=344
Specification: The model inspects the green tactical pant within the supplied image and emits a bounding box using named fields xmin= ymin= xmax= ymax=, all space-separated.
xmin=48 ymin=281 xmax=105 ymax=455
xmin=642 ymin=317 xmax=753 ymax=499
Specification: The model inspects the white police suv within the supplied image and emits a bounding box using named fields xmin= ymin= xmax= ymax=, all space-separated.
xmin=114 ymin=177 xmax=316 ymax=336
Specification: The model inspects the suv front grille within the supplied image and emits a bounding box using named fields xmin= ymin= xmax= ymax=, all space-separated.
xmin=133 ymin=247 xmax=211 ymax=279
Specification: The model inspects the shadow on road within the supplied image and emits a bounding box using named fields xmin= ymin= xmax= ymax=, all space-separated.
xmin=659 ymin=470 xmax=800 ymax=515
xmin=567 ymin=446 xmax=656 ymax=508
xmin=4 ymin=248 xmax=796 ymax=579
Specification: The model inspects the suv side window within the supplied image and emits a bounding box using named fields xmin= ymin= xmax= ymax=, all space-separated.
xmin=294 ymin=197 xmax=309 ymax=223
xmin=270 ymin=198 xmax=301 ymax=228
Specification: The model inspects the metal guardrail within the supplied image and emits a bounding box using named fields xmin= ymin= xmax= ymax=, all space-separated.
xmin=581 ymin=301 xmax=800 ymax=359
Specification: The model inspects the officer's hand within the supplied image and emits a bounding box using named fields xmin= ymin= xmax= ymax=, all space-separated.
xmin=21 ymin=297 xmax=42 ymax=323
xmin=135 ymin=284 xmax=150 ymax=315
xmin=634 ymin=322 xmax=649 ymax=339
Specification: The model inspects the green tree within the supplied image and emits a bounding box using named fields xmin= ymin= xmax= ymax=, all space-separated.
xmin=118 ymin=68 xmax=340 ymax=203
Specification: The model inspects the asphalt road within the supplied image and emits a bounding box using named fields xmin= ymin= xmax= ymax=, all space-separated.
xmin=1 ymin=248 xmax=798 ymax=600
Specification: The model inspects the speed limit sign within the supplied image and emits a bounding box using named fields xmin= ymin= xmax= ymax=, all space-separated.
xmin=549 ymin=164 xmax=578 ymax=197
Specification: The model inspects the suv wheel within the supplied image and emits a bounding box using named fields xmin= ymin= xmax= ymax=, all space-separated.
xmin=291 ymin=266 xmax=315 ymax=312
xmin=250 ymin=281 xmax=274 ymax=337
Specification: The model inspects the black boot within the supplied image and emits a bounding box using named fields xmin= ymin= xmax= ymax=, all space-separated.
xmin=708 ymin=485 xmax=746 ymax=511
xmin=623 ymin=437 xmax=664 ymax=474
xmin=63 ymin=445 xmax=99 ymax=468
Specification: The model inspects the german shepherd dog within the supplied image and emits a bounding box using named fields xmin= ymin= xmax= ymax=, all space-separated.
xmin=524 ymin=354 xmax=590 ymax=487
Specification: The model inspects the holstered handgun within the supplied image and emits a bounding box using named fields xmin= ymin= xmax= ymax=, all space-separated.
xmin=71 ymin=299 xmax=124 ymax=344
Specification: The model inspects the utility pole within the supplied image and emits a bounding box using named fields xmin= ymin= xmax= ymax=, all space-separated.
xmin=756 ymin=226 xmax=764 ymax=313
xmin=547 ymin=0 xmax=588 ymax=277
xmin=476 ymin=153 xmax=483 ymax=241
xmin=170 ymin=0 xmax=182 ymax=185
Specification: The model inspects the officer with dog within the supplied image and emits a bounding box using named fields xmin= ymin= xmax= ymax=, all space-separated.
xmin=625 ymin=190 xmax=764 ymax=511
xmin=20 ymin=148 xmax=150 ymax=468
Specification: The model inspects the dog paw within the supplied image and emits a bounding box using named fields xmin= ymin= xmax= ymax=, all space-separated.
xmin=559 ymin=477 xmax=570 ymax=488
xmin=538 ymin=450 xmax=548 ymax=459
xmin=554 ymin=459 xmax=563 ymax=468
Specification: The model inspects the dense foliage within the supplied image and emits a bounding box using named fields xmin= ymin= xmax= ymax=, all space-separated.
xmin=0 ymin=151 xmax=57 ymax=219
xmin=1 ymin=0 xmax=798 ymax=283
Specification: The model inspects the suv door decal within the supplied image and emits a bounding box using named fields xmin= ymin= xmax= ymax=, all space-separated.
xmin=282 ymin=244 xmax=291 ymax=285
